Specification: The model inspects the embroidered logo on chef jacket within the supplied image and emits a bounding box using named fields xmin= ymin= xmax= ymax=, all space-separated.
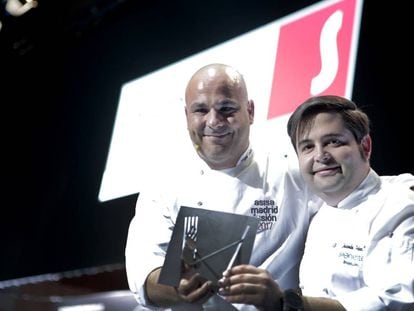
xmin=336 ymin=241 xmax=366 ymax=268
xmin=250 ymin=199 xmax=279 ymax=233
xmin=329 ymin=240 xmax=368 ymax=289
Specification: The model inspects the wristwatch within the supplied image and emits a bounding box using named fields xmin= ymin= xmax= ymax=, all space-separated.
xmin=282 ymin=288 xmax=303 ymax=311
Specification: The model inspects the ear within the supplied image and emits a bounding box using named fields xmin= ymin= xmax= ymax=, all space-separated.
xmin=247 ymin=99 xmax=255 ymax=124
xmin=361 ymin=134 xmax=372 ymax=160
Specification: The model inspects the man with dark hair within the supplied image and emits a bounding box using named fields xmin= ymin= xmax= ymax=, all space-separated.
xmin=219 ymin=95 xmax=414 ymax=310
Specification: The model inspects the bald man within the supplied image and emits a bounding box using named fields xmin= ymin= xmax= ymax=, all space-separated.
xmin=125 ymin=64 xmax=321 ymax=310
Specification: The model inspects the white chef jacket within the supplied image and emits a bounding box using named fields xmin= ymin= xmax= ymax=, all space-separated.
xmin=125 ymin=146 xmax=321 ymax=310
xmin=299 ymin=169 xmax=414 ymax=311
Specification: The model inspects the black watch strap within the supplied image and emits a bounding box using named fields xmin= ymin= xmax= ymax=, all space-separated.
xmin=283 ymin=288 xmax=303 ymax=311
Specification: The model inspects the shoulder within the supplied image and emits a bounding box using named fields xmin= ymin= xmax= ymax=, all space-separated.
xmin=256 ymin=147 xmax=321 ymax=208
xmin=380 ymin=173 xmax=414 ymax=201
xmin=265 ymin=148 xmax=307 ymax=191
xmin=255 ymin=144 xmax=299 ymax=174
xmin=381 ymin=173 xmax=414 ymax=187
xmin=376 ymin=174 xmax=414 ymax=222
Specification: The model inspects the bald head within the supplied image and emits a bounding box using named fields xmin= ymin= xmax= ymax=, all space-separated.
xmin=185 ymin=63 xmax=248 ymax=104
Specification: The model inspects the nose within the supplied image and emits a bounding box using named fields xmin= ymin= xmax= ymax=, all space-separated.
xmin=206 ymin=109 xmax=224 ymax=128
xmin=315 ymin=147 xmax=331 ymax=163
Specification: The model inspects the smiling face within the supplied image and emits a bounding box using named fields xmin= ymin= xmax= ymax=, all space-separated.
xmin=296 ymin=112 xmax=371 ymax=206
xmin=184 ymin=65 xmax=254 ymax=169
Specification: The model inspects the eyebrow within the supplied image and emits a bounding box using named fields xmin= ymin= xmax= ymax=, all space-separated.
xmin=297 ymin=133 xmax=344 ymax=145
xmin=190 ymin=101 xmax=205 ymax=107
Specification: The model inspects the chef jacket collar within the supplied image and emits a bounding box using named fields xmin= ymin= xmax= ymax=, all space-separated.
xmin=337 ymin=169 xmax=381 ymax=210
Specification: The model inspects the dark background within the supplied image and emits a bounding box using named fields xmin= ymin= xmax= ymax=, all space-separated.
xmin=1 ymin=0 xmax=412 ymax=281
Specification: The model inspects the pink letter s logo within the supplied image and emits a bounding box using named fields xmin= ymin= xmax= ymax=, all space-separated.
xmin=267 ymin=0 xmax=361 ymax=120
xmin=311 ymin=10 xmax=342 ymax=95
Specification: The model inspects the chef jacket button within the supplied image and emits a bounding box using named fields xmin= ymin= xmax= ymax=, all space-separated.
xmin=197 ymin=201 xmax=203 ymax=206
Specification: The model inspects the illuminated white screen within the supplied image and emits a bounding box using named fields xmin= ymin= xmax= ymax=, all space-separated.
xmin=99 ymin=0 xmax=363 ymax=202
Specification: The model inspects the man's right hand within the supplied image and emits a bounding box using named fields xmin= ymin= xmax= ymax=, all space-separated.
xmin=176 ymin=268 xmax=215 ymax=304
xmin=146 ymin=266 xmax=216 ymax=308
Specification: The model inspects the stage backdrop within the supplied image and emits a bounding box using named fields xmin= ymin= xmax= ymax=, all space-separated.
xmin=99 ymin=0 xmax=364 ymax=202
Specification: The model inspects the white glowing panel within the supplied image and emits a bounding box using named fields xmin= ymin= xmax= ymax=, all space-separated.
xmin=99 ymin=0 xmax=364 ymax=202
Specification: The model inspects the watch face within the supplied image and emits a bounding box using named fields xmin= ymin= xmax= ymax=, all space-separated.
xmin=284 ymin=289 xmax=303 ymax=310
